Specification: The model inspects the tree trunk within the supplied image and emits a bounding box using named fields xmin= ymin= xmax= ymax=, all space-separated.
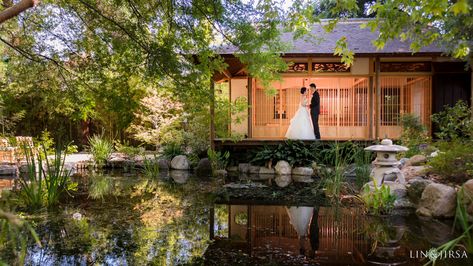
xmin=0 ymin=0 xmax=38 ymax=24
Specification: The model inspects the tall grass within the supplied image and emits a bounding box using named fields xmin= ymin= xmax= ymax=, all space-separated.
xmin=88 ymin=135 xmax=113 ymax=167
xmin=319 ymin=143 xmax=349 ymax=204
xmin=142 ymin=154 xmax=160 ymax=178
xmin=17 ymin=144 xmax=72 ymax=210
xmin=354 ymin=149 xmax=373 ymax=190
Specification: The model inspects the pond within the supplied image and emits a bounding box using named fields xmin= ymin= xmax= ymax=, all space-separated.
xmin=0 ymin=171 xmax=471 ymax=265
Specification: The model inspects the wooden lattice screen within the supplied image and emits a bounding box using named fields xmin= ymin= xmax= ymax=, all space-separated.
xmin=251 ymin=76 xmax=431 ymax=140
xmin=378 ymin=76 xmax=431 ymax=138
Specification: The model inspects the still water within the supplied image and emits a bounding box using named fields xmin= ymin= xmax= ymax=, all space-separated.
xmin=0 ymin=171 xmax=471 ymax=265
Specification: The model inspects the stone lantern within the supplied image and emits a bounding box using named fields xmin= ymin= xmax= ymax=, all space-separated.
xmin=364 ymin=139 xmax=408 ymax=186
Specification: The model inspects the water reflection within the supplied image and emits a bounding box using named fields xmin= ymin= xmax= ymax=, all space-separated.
xmin=208 ymin=204 xmax=470 ymax=265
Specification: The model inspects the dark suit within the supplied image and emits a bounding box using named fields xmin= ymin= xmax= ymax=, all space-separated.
xmin=310 ymin=90 xmax=321 ymax=139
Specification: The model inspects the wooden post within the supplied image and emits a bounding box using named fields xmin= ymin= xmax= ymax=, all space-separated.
xmin=247 ymin=76 xmax=253 ymax=139
xmin=210 ymin=80 xmax=216 ymax=150
xmin=368 ymin=57 xmax=374 ymax=139
xmin=375 ymin=57 xmax=381 ymax=140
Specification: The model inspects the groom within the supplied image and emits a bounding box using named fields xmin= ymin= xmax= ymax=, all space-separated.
xmin=309 ymin=83 xmax=321 ymax=139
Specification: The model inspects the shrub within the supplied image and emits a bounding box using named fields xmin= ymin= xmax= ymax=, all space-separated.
xmin=88 ymin=135 xmax=114 ymax=167
xmin=142 ymin=154 xmax=160 ymax=178
xmin=161 ymin=142 xmax=183 ymax=159
xmin=400 ymin=113 xmax=430 ymax=157
xmin=428 ymin=140 xmax=473 ymax=181
xmin=431 ymin=100 xmax=473 ymax=141
xmin=250 ymin=140 xmax=315 ymax=167
xmin=115 ymin=140 xmax=144 ymax=159
xmin=17 ymin=144 xmax=75 ymax=210
xmin=207 ymin=148 xmax=230 ymax=172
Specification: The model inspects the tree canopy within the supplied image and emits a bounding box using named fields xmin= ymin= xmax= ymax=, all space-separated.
xmin=0 ymin=0 xmax=472 ymax=146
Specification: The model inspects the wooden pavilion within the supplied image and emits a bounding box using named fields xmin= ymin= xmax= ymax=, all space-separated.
xmin=212 ymin=19 xmax=472 ymax=144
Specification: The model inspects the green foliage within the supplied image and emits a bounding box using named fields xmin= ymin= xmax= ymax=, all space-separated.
xmin=365 ymin=0 xmax=473 ymax=65
xmin=360 ymin=178 xmax=396 ymax=215
xmin=313 ymin=141 xmax=363 ymax=166
xmin=318 ymin=143 xmax=353 ymax=202
xmin=161 ymin=142 xmax=183 ymax=160
xmin=115 ymin=140 xmax=144 ymax=160
xmin=0 ymin=210 xmax=41 ymax=265
xmin=428 ymin=140 xmax=473 ymax=181
xmin=17 ymin=144 xmax=75 ymax=210
xmin=207 ymin=149 xmax=230 ymax=172
xmin=250 ymin=140 xmax=315 ymax=167
xmin=431 ymin=100 xmax=473 ymax=141
xmin=354 ymin=150 xmax=373 ymax=190
xmin=88 ymin=135 xmax=114 ymax=168
xmin=88 ymin=175 xmax=114 ymax=202
xmin=400 ymin=113 xmax=430 ymax=157
xmin=142 ymin=155 xmax=160 ymax=178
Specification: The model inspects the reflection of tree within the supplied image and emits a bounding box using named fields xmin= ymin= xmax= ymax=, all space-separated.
xmin=20 ymin=174 xmax=220 ymax=265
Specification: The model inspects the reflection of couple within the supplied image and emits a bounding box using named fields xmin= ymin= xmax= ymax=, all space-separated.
xmin=285 ymin=83 xmax=321 ymax=140
xmin=286 ymin=206 xmax=319 ymax=256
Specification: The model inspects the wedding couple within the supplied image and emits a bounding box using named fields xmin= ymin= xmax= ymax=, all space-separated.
xmin=285 ymin=83 xmax=321 ymax=140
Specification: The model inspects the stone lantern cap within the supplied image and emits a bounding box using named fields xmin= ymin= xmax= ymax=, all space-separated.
xmin=364 ymin=139 xmax=409 ymax=153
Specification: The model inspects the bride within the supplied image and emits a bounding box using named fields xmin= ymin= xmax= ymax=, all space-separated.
xmin=285 ymin=87 xmax=316 ymax=140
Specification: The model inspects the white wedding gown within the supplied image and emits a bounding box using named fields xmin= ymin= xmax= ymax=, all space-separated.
xmin=285 ymin=97 xmax=316 ymax=140
xmin=286 ymin=206 xmax=314 ymax=237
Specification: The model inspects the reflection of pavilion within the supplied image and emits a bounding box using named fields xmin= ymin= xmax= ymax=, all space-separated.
xmin=212 ymin=205 xmax=371 ymax=264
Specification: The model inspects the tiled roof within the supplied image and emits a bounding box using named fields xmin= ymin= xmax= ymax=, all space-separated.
xmin=217 ymin=19 xmax=445 ymax=56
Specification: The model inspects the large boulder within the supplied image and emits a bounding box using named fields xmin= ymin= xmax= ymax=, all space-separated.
xmin=238 ymin=163 xmax=250 ymax=173
xmin=275 ymin=175 xmax=292 ymax=187
xmin=248 ymin=165 xmax=260 ymax=174
xmin=170 ymin=155 xmax=190 ymax=170
xmin=274 ymin=160 xmax=291 ymax=175
xmin=214 ymin=169 xmax=228 ymax=178
xmin=405 ymin=155 xmax=428 ymax=167
xmin=169 ymin=170 xmax=190 ymax=183
xmin=292 ymin=175 xmax=314 ymax=183
xmin=157 ymin=159 xmax=170 ymax=170
xmin=401 ymin=166 xmax=429 ymax=181
xmin=292 ymin=167 xmax=314 ymax=176
xmin=462 ymin=179 xmax=473 ymax=218
xmin=259 ymin=167 xmax=275 ymax=175
xmin=226 ymin=166 xmax=238 ymax=173
xmin=416 ymin=183 xmax=456 ymax=218
xmin=407 ymin=178 xmax=433 ymax=205
xmin=195 ymin=158 xmax=212 ymax=177
xmin=0 ymin=164 xmax=17 ymax=176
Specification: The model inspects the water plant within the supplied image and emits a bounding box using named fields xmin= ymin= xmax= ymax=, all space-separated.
xmin=319 ymin=143 xmax=351 ymax=203
xmin=359 ymin=178 xmax=396 ymax=215
xmin=17 ymin=144 xmax=74 ymax=210
xmin=142 ymin=155 xmax=160 ymax=178
xmin=0 ymin=210 xmax=40 ymax=265
xmin=88 ymin=135 xmax=113 ymax=167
